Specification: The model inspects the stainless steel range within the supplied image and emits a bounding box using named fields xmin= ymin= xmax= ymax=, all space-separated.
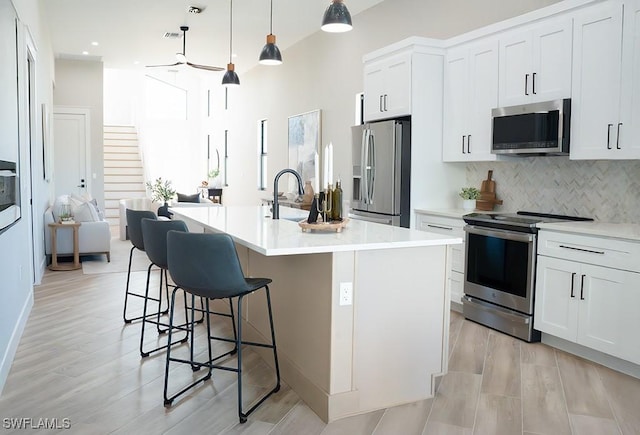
xmin=462 ymin=211 xmax=592 ymax=342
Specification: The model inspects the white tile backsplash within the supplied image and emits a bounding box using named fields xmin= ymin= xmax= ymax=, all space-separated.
xmin=466 ymin=157 xmax=640 ymax=223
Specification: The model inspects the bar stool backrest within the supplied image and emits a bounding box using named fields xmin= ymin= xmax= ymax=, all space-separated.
xmin=141 ymin=219 xmax=188 ymax=270
xmin=167 ymin=231 xmax=250 ymax=298
xmin=126 ymin=209 xmax=157 ymax=251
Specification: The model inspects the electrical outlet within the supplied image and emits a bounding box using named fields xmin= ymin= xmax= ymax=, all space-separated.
xmin=339 ymin=282 xmax=353 ymax=306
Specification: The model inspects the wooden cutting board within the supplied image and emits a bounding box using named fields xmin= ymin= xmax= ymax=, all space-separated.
xmin=476 ymin=170 xmax=503 ymax=211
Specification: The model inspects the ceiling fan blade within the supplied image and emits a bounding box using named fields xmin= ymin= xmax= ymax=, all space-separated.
xmin=187 ymin=62 xmax=224 ymax=72
xmin=145 ymin=62 xmax=181 ymax=68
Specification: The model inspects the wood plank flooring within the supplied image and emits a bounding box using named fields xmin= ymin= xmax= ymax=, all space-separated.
xmin=1 ymin=257 xmax=639 ymax=434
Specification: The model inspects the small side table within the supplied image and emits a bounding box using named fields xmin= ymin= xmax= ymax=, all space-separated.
xmin=48 ymin=222 xmax=81 ymax=271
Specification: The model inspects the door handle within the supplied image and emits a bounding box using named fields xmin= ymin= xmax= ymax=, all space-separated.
xmin=607 ymin=124 xmax=613 ymax=150
xmin=616 ymin=123 xmax=622 ymax=150
xmin=368 ymin=132 xmax=375 ymax=203
xmin=462 ymin=135 xmax=467 ymax=154
xmin=570 ymin=272 xmax=576 ymax=298
xmin=532 ymin=72 xmax=536 ymax=94
xmin=580 ymin=274 xmax=586 ymax=300
xmin=524 ymin=74 xmax=529 ymax=96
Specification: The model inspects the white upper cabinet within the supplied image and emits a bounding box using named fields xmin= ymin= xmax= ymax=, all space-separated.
xmin=443 ymin=40 xmax=499 ymax=162
xmin=363 ymin=51 xmax=412 ymax=122
xmin=571 ymin=0 xmax=640 ymax=159
xmin=499 ymin=18 xmax=573 ymax=107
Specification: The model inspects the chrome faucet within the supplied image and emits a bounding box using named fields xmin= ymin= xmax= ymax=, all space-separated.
xmin=272 ymin=169 xmax=304 ymax=219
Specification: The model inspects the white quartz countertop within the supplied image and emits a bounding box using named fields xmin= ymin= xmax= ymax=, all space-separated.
xmin=171 ymin=205 xmax=462 ymax=256
xmin=537 ymin=221 xmax=640 ymax=242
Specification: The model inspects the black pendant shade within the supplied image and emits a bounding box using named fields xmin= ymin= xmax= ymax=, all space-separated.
xmin=259 ymin=34 xmax=282 ymax=65
xmin=222 ymin=63 xmax=240 ymax=86
xmin=321 ymin=0 xmax=352 ymax=33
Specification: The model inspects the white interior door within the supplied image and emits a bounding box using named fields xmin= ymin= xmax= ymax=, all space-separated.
xmin=53 ymin=109 xmax=90 ymax=198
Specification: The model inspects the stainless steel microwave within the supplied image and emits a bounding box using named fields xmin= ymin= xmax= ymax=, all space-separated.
xmin=491 ymin=98 xmax=571 ymax=155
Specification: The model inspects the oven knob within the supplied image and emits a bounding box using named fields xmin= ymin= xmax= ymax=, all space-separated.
xmin=492 ymin=292 xmax=496 ymax=299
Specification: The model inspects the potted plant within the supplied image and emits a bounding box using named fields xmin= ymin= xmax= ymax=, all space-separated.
xmin=208 ymin=168 xmax=221 ymax=188
xmin=459 ymin=187 xmax=480 ymax=210
xmin=146 ymin=177 xmax=176 ymax=205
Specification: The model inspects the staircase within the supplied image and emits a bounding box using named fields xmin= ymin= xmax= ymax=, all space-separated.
xmin=103 ymin=125 xmax=146 ymax=237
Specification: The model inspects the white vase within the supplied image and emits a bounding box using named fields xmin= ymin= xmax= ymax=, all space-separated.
xmin=462 ymin=199 xmax=476 ymax=210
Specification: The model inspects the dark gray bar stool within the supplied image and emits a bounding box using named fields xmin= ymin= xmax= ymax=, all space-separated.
xmin=139 ymin=218 xmax=193 ymax=357
xmin=163 ymin=231 xmax=280 ymax=424
xmin=123 ymin=209 xmax=168 ymax=323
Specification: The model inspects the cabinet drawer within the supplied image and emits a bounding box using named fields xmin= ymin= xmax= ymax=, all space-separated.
xmin=416 ymin=214 xmax=465 ymax=239
xmin=538 ymin=230 xmax=640 ymax=273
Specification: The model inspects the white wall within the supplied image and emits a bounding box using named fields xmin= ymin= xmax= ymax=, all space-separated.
xmin=1 ymin=0 xmax=55 ymax=393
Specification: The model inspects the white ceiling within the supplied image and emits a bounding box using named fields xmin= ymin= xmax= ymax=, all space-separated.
xmin=43 ymin=0 xmax=384 ymax=73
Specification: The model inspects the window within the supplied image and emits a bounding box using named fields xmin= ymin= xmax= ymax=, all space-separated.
xmin=224 ymin=129 xmax=229 ymax=187
xmin=258 ymin=119 xmax=268 ymax=190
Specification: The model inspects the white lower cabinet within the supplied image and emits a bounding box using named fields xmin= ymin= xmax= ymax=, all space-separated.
xmin=535 ymin=231 xmax=640 ymax=365
xmin=416 ymin=212 xmax=466 ymax=306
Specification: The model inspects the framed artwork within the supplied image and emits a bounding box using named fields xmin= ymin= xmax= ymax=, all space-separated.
xmin=288 ymin=109 xmax=321 ymax=191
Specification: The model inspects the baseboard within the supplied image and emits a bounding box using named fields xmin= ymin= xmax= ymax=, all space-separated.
xmin=450 ymin=300 xmax=463 ymax=313
xmin=0 ymin=290 xmax=34 ymax=394
xmin=542 ymin=333 xmax=640 ymax=379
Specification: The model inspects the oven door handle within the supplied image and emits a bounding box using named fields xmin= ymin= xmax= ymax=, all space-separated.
xmin=464 ymin=225 xmax=535 ymax=243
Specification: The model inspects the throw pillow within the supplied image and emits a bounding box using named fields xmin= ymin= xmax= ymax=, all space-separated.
xmin=68 ymin=194 xmax=100 ymax=222
xmin=72 ymin=202 xmax=95 ymax=222
xmin=177 ymin=192 xmax=200 ymax=203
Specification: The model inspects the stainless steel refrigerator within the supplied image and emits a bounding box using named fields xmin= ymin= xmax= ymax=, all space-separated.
xmin=349 ymin=119 xmax=411 ymax=228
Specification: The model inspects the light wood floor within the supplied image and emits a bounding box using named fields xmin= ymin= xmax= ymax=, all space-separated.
xmin=1 ymin=260 xmax=639 ymax=435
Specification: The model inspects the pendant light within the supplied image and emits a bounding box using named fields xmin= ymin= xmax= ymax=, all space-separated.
xmin=259 ymin=0 xmax=282 ymax=65
xmin=321 ymin=0 xmax=352 ymax=33
xmin=222 ymin=0 xmax=240 ymax=86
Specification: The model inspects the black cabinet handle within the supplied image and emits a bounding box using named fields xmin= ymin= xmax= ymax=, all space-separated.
xmin=570 ymin=272 xmax=576 ymax=298
xmin=525 ymin=74 xmax=529 ymax=95
xmin=379 ymin=95 xmax=384 ymax=112
xmin=558 ymin=244 xmax=604 ymax=255
xmin=607 ymin=124 xmax=613 ymax=150
xmin=427 ymin=224 xmax=453 ymax=231
xmin=467 ymin=135 xmax=471 ymax=154
xmin=580 ymin=274 xmax=586 ymax=300
xmin=532 ymin=72 xmax=537 ymax=94
xmin=617 ymin=123 xmax=622 ymax=150
xmin=462 ymin=135 xmax=467 ymax=154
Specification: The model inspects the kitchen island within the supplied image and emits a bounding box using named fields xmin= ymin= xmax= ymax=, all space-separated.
xmin=170 ymin=205 xmax=462 ymax=422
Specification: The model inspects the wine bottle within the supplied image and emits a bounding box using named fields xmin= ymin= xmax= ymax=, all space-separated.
xmin=331 ymin=179 xmax=342 ymax=221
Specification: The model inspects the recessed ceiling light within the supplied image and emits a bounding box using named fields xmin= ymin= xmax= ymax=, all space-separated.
xmin=232 ymin=53 xmax=238 ymax=58
xmin=91 ymin=41 xmax=99 ymax=46
xmin=133 ymin=61 xmax=140 ymax=65
xmin=82 ymin=51 xmax=89 ymax=55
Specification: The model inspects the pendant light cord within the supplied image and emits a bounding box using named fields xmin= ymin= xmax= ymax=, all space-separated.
xmin=229 ymin=0 xmax=233 ymax=64
xmin=269 ymin=0 xmax=273 ymax=35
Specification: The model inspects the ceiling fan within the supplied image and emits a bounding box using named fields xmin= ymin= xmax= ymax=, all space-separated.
xmin=146 ymin=26 xmax=224 ymax=72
